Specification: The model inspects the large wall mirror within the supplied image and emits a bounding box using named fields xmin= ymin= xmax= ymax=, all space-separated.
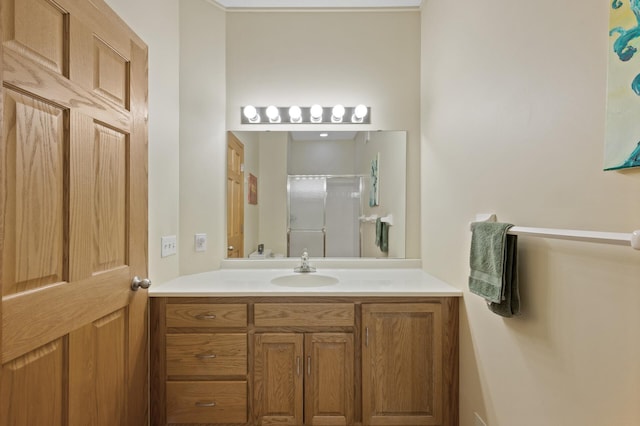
xmin=227 ymin=130 xmax=407 ymax=259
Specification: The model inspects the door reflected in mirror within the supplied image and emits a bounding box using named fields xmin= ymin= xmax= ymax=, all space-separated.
xmin=227 ymin=130 xmax=407 ymax=259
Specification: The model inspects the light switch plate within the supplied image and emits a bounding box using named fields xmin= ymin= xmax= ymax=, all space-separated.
xmin=161 ymin=235 xmax=177 ymax=257
xmin=195 ymin=233 xmax=207 ymax=252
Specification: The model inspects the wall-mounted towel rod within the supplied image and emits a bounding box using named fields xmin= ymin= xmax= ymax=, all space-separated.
xmin=359 ymin=214 xmax=394 ymax=226
xmin=473 ymin=213 xmax=640 ymax=250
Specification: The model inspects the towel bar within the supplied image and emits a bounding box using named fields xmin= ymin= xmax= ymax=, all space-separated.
xmin=359 ymin=214 xmax=394 ymax=225
xmin=473 ymin=213 xmax=640 ymax=250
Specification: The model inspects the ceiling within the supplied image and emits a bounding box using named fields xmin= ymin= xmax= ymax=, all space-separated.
xmin=214 ymin=0 xmax=421 ymax=9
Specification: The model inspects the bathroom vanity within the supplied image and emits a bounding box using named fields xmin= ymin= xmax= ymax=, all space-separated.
xmin=149 ymin=263 xmax=462 ymax=426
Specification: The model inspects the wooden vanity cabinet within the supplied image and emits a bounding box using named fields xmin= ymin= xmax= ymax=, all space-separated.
xmin=253 ymin=332 xmax=354 ymax=426
xmin=362 ymin=303 xmax=446 ymax=425
xmin=253 ymin=302 xmax=355 ymax=426
xmin=152 ymin=300 xmax=249 ymax=425
xmin=151 ymin=297 xmax=458 ymax=426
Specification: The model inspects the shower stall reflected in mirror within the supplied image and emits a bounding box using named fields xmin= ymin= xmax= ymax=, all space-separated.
xmin=287 ymin=175 xmax=363 ymax=257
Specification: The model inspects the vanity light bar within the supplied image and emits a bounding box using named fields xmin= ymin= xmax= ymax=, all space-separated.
xmin=241 ymin=105 xmax=371 ymax=124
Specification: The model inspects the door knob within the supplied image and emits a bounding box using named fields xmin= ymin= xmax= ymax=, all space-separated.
xmin=227 ymin=246 xmax=234 ymax=251
xmin=131 ymin=276 xmax=152 ymax=291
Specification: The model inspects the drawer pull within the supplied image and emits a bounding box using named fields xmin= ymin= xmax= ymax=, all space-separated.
xmin=196 ymin=352 xmax=217 ymax=359
xmin=195 ymin=401 xmax=216 ymax=407
xmin=195 ymin=313 xmax=217 ymax=320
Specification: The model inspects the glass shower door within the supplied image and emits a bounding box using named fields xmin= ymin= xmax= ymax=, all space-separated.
xmin=288 ymin=176 xmax=326 ymax=257
xmin=325 ymin=177 xmax=361 ymax=257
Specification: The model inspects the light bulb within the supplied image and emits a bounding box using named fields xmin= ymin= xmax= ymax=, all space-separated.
xmin=243 ymin=105 xmax=259 ymax=123
xmin=266 ymin=105 xmax=280 ymax=123
xmin=310 ymin=104 xmax=323 ymax=122
xmin=331 ymin=104 xmax=345 ymax=123
xmin=354 ymin=104 xmax=368 ymax=120
xmin=289 ymin=105 xmax=302 ymax=123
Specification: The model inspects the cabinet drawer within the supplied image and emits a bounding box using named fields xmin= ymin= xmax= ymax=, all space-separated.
xmin=166 ymin=381 xmax=247 ymax=424
xmin=166 ymin=304 xmax=247 ymax=328
xmin=254 ymin=303 xmax=355 ymax=327
xmin=167 ymin=334 xmax=247 ymax=376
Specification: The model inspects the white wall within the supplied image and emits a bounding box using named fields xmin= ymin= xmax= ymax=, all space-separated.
xmin=421 ymin=1 xmax=640 ymax=425
xmin=226 ymin=11 xmax=421 ymax=259
xmin=289 ymin=139 xmax=357 ymax=175
xmin=233 ymin=131 xmax=260 ymax=256
xmin=357 ymin=131 xmax=406 ymax=258
xmin=104 ymin=0 xmax=180 ymax=284
xmin=178 ymin=0 xmax=227 ymax=274
xmin=258 ymin=132 xmax=289 ymax=255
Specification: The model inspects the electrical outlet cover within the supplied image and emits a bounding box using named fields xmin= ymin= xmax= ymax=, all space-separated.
xmin=195 ymin=233 xmax=207 ymax=252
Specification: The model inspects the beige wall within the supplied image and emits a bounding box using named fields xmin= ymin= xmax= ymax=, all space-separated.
xmin=226 ymin=11 xmax=421 ymax=259
xmin=357 ymin=131 xmax=406 ymax=258
xmin=104 ymin=0 xmax=180 ymax=284
xmin=233 ymin=131 xmax=261 ymax=256
xmin=178 ymin=0 xmax=227 ymax=274
xmin=258 ymin=132 xmax=289 ymax=255
xmin=421 ymin=1 xmax=640 ymax=425
xmin=289 ymin=139 xmax=357 ymax=175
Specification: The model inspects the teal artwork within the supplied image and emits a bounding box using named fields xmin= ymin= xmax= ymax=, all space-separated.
xmin=369 ymin=153 xmax=379 ymax=207
xmin=605 ymin=0 xmax=640 ymax=170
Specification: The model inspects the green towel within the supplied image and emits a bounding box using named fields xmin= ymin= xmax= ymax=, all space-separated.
xmin=380 ymin=222 xmax=389 ymax=253
xmin=469 ymin=222 xmax=519 ymax=317
xmin=375 ymin=218 xmax=389 ymax=253
xmin=488 ymin=233 xmax=519 ymax=317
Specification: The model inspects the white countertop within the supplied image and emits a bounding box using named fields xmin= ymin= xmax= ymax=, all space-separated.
xmin=149 ymin=267 xmax=462 ymax=297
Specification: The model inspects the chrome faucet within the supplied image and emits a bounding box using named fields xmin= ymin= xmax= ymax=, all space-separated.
xmin=294 ymin=249 xmax=316 ymax=273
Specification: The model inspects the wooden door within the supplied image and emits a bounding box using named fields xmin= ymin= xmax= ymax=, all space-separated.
xmin=305 ymin=333 xmax=354 ymax=426
xmin=227 ymin=132 xmax=244 ymax=258
xmin=0 ymin=0 xmax=148 ymax=425
xmin=362 ymin=304 xmax=443 ymax=426
xmin=253 ymin=333 xmax=303 ymax=425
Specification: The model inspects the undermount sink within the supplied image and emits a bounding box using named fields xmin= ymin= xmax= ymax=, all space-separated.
xmin=271 ymin=274 xmax=339 ymax=287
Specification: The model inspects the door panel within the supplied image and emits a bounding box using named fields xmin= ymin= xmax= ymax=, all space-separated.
xmin=227 ymin=132 xmax=244 ymax=258
xmin=253 ymin=333 xmax=303 ymax=425
xmin=305 ymin=333 xmax=354 ymax=426
xmin=362 ymin=303 xmax=443 ymax=426
xmin=1 ymin=0 xmax=148 ymax=424
xmin=69 ymin=310 xmax=128 ymax=426
xmin=0 ymin=339 xmax=66 ymax=425
xmin=3 ymin=0 xmax=68 ymax=75
xmin=2 ymin=89 xmax=67 ymax=295
xmin=92 ymin=123 xmax=127 ymax=273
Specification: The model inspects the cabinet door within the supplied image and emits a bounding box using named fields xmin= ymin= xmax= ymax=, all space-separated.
xmin=362 ymin=303 xmax=443 ymax=426
xmin=254 ymin=333 xmax=303 ymax=425
xmin=304 ymin=333 xmax=354 ymax=425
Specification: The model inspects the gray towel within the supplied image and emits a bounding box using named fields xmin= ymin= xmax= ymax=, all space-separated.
xmin=469 ymin=222 xmax=520 ymax=317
